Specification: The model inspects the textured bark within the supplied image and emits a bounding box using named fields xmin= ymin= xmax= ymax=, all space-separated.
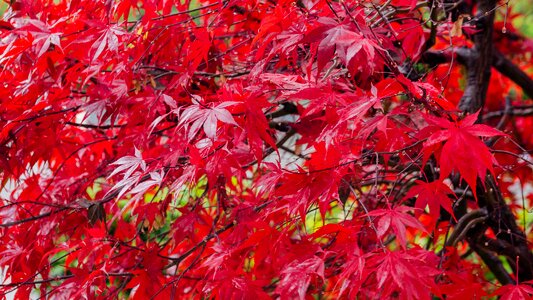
xmin=458 ymin=0 xmax=497 ymax=113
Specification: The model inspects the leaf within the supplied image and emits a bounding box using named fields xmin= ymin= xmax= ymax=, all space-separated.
xmin=442 ymin=271 xmax=488 ymax=300
xmin=423 ymin=111 xmax=504 ymax=197
xmin=128 ymin=170 xmax=164 ymax=195
xmin=367 ymin=206 xmax=425 ymax=248
xmin=366 ymin=249 xmax=440 ymax=300
xmin=275 ymin=255 xmax=325 ymax=300
xmin=337 ymin=247 xmax=366 ymax=297
xmin=406 ymin=180 xmax=456 ymax=225
xmin=450 ymin=15 xmax=465 ymax=37
xmin=494 ymin=283 xmax=533 ymax=300
xmin=87 ymin=202 xmax=105 ymax=225
xmin=177 ymin=98 xmax=238 ymax=140
xmin=304 ymin=18 xmax=380 ymax=77
xmin=91 ymin=25 xmax=125 ymax=61
xmin=108 ymin=147 xmax=146 ymax=180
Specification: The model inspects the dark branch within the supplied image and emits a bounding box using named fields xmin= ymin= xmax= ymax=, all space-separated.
xmin=422 ymin=49 xmax=533 ymax=102
xmin=483 ymin=105 xmax=533 ymax=119
xmin=477 ymin=176 xmax=533 ymax=281
xmin=470 ymin=243 xmax=515 ymax=285
xmin=65 ymin=122 xmax=126 ymax=129
xmin=0 ymin=207 xmax=68 ymax=228
xmin=457 ymin=0 xmax=497 ymax=113
xmin=492 ymin=50 xmax=533 ymax=99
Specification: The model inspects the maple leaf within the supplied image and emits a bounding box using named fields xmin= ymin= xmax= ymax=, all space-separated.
xmin=108 ymin=147 xmax=146 ymax=180
xmin=494 ymin=282 xmax=533 ymax=300
xmin=90 ymin=24 xmax=126 ymax=61
xmin=204 ymin=271 xmax=271 ymax=300
xmin=185 ymin=27 xmax=211 ymax=72
xmin=366 ymin=249 xmax=440 ymax=299
xmin=337 ymin=247 xmax=366 ymax=297
xmin=366 ymin=205 xmax=425 ymax=248
xmin=0 ymin=34 xmax=33 ymax=66
xmin=406 ymin=179 xmax=456 ymax=224
xmin=128 ymin=170 xmax=164 ymax=195
xmin=442 ymin=271 xmax=488 ymax=300
xmin=304 ymin=18 xmax=380 ymax=76
xmin=276 ymin=142 xmax=346 ymax=219
xmin=105 ymin=148 xmax=163 ymax=201
xmin=275 ymin=255 xmax=325 ymax=300
xmin=201 ymin=242 xmax=235 ymax=275
xmin=423 ymin=111 xmax=504 ymax=197
xmin=218 ymin=86 xmax=276 ymax=160
xmin=392 ymin=0 xmax=418 ymax=9
xmin=177 ymin=96 xmax=238 ymax=140
xmin=126 ymin=269 xmax=170 ymax=300
xmin=338 ymin=85 xmax=382 ymax=126
xmin=112 ymin=0 xmax=141 ymax=21
xmin=16 ymin=19 xmax=63 ymax=58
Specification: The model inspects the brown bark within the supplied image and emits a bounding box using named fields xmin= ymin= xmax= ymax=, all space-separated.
xmin=457 ymin=0 xmax=497 ymax=114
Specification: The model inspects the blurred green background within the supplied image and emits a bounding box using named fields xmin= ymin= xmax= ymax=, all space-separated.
xmin=511 ymin=0 xmax=533 ymax=37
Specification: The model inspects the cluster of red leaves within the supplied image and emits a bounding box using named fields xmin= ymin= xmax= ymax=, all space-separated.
xmin=0 ymin=0 xmax=532 ymax=299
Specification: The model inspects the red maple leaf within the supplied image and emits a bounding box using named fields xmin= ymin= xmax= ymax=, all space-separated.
xmin=405 ymin=179 xmax=456 ymax=225
xmin=304 ymin=18 xmax=380 ymax=76
xmin=366 ymin=249 xmax=440 ymax=299
xmin=423 ymin=111 xmax=504 ymax=197
xmin=366 ymin=205 xmax=425 ymax=248
xmin=275 ymin=255 xmax=325 ymax=300
xmin=494 ymin=282 xmax=533 ymax=300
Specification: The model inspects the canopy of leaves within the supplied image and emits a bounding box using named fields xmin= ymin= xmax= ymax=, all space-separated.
xmin=0 ymin=0 xmax=532 ymax=299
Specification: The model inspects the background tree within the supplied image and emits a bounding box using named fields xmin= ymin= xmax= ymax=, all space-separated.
xmin=0 ymin=0 xmax=532 ymax=298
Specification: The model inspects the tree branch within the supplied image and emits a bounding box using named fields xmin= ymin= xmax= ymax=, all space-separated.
xmin=470 ymin=243 xmax=515 ymax=285
xmin=483 ymin=105 xmax=533 ymax=119
xmin=477 ymin=176 xmax=533 ymax=281
xmin=422 ymin=49 xmax=533 ymax=101
xmin=457 ymin=0 xmax=497 ymax=113
xmin=492 ymin=50 xmax=533 ymax=99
